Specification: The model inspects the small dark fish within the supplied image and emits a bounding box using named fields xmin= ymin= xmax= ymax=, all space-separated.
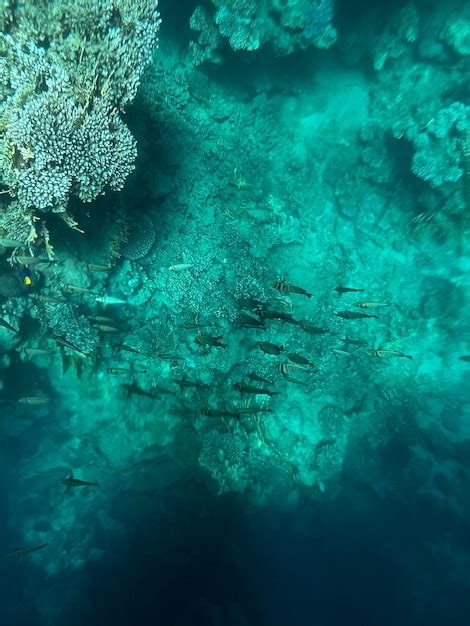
xmin=247 ymin=372 xmax=274 ymax=386
xmin=195 ymin=334 xmax=227 ymax=349
xmin=334 ymin=286 xmax=365 ymax=294
xmin=299 ymin=322 xmax=328 ymax=335
xmin=259 ymin=341 xmax=284 ymax=356
xmin=201 ymin=408 xmax=241 ymax=418
xmin=61 ymin=472 xmax=99 ymax=493
xmin=273 ymin=280 xmax=312 ymax=298
xmin=175 ymin=378 xmax=209 ymax=390
xmin=54 ymin=335 xmax=89 ymax=358
xmin=121 ymin=383 xmax=158 ymax=400
xmin=0 ymin=318 xmax=18 ymax=334
xmin=5 ymin=543 xmax=48 ymax=559
xmin=459 ymin=355 xmax=470 ymax=363
xmin=336 ymin=311 xmax=378 ymax=320
xmin=287 ymin=353 xmax=314 ymax=367
xmin=116 ymin=343 xmax=147 ymax=356
xmin=148 ymin=385 xmax=177 ymax=397
xmin=239 ymin=297 xmax=265 ymax=310
xmin=238 ymin=313 xmax=265 ymax=329
xmin=341 ymin=337 xmax=369 ymax=346
xmin=155 ymin=353 xmax=186 ymax=361
xmin=233 ymin=382 xmax=278 ymax=397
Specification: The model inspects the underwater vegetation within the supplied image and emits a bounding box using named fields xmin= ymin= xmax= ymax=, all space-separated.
xmin=0 ymin=0 xmax=468 ymax=624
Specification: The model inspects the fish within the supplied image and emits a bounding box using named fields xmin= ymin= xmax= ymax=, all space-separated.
xmin=341 ymin=337 xmax=369 ymax=346
xmin=54 ymin=335 xmax=89 ymax=358
xmin=239 ymin=297 xmax=265 ymax=310
xmin=18 ymin=396 xmax=49 ymax=406
xmin=107 ymin=367 xmax=132 ymax=375
xmin=336 ymin=311 xmax=378 ymax=320
xmin=233 ymin=382 xmax=279 ymax=397
xmin=0 ymin=238 xmax=27 ymax=248
xmin=459 ymin=355 xmax=470 ymax=363
xmin=259 ymin=341 xmax=284 ymax=356
xmin=238 ymin=313 xmax=265 ymax=329
xmin=61 ymin=472 xmax=100 ymax=493
xmin=175 ymin=378 xmax=209 ymax=390
xmin=299 ymin=322 xmax=328 ymax=335
xmin=287 ymin=353 xmax=315 ymax=367
xmin=353 ymin=301 xmax=391 ymax=309
xmin=195 ymin=334 xmax=227 ymax=349
xmin=334 ymin=286 xmax=365 ymax=294
xmin=201 ymin=408 xmax=241 ymax=418
xmin=368 ymin=349 xmax=413 ymax=360
xmin=91 ymin=323 xmax=121 ymax=333
xmin=95 ymin=295 xmax=129 ymax=305
xmin=5 ymin=543 xmax=48 ymax=559
xmin=64 ymin=284 xmax=93 ymax=294
xmin=17 ymin=347 xmax=50 ymax=358
xmin=332 ymin=348 xmax=351 ymax=356
xmin=0 ymin=317 xmax=18 ymax=334
xmin=86 ymin=263 xmax=112 ymax=272
xmin=278 ymin=362 xmax=310 ymax=374
xmin=107 ymin=366 xmax=147 ymax=375
xmin=88 ymin=315 xmax=116 ymax=324
xmin=273 ymin=280 xmax=312 ymax=298
xmin=277 ymin=364 xmax=309 ymax=385
xmin=168 ymin=263 xmax=194 ymax=272
xmin=148 ymin=385 xmax=177 ymax=397
xmin=246 ymin=372 xmax=274 ymax=386
xmin=121 ymin=383 xmax=158 ymax=400
xmin=257 ymin=309 xmax=301 ymax=325
xmin=155 ymin=353 xmax=186 ymax=361
xmin=116 ymin=343 xmax=146 ymax=356
xmin=15 ymin=256 xmax=49 ymax=267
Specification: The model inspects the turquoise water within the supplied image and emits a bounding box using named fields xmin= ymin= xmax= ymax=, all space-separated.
xmin=0 ymin=1 xmax=469 ymax=624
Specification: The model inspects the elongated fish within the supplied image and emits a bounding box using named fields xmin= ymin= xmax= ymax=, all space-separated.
xmin=5 ymin=543 xmax=48 ymax=559
xmin=61 ymin=472 xmax=100 ymax=493
xmin=233 ymin=382 xmax=279 ymax=397
xmin=334 ymin=286 xmax=365 ymax=294
xmin=353 ymin=301 xmax=391 ymax=309
xmin=336 ymin=311 xmax=378 ymax=320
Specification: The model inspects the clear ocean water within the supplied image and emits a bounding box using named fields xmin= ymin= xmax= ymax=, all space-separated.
xmin=0 ymin=1 xmax=468 ymax=625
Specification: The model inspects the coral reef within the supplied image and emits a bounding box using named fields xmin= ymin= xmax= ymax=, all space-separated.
xmin=0 ymin=0 xmax=161 ymax=253
xmin=190 ymin=0 xmax=337 ymax=65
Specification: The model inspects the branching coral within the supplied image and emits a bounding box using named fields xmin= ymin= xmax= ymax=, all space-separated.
xmin=0 ymin=0 xmax=161 ymax=254
xmin=190 ymin=0 xmax=336 ymax=65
